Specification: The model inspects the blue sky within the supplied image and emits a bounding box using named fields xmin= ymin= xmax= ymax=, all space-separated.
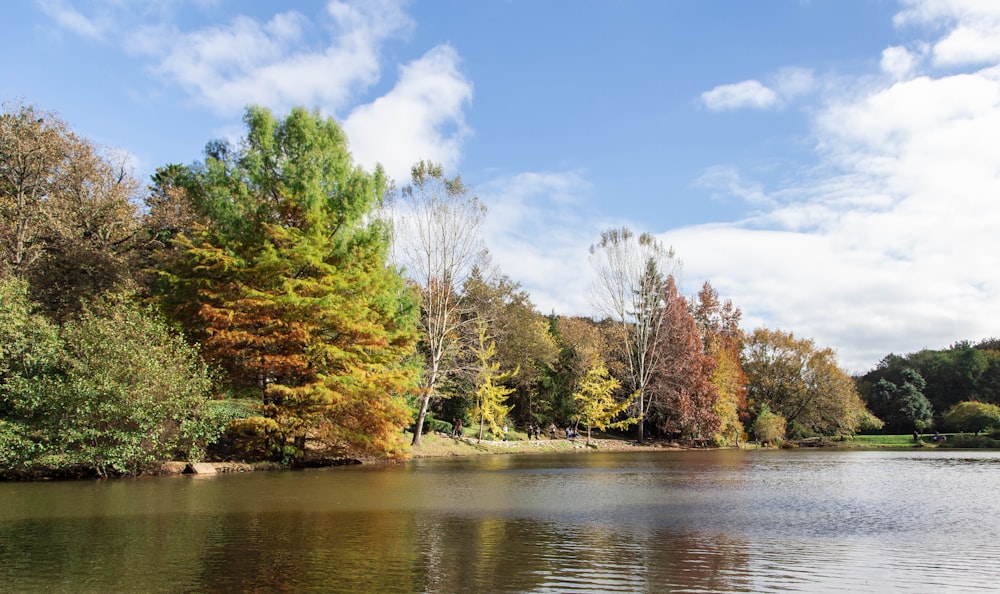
xmin=5 ymin=0 xmax=1000 ymax=373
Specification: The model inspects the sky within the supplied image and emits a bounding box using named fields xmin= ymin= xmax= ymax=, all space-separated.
xmin=4 ymin=0 xmax=1000 ymax=374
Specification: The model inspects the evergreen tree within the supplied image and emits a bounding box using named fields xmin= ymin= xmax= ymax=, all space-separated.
xmin=155 ymin=106 xmax=419 ymax=460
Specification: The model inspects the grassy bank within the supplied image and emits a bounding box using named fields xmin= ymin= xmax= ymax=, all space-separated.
xmin=403 ymin=429 xmax=675 ymax=458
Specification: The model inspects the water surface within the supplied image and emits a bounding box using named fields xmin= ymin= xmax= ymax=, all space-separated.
xmin=2 ymin=449 xmax=998 ymax=592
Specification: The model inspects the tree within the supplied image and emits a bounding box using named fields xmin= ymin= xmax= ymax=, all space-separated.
xmin=867 ymin=368 xmax=932 ymax=433
xmin=544 ymin=315 xmax=610 ymax=427
xmin=0 ymin=101 xmax=69 ymax=277
xmin=469 ymin=319 xmax=516 ymax=442
xmin=645 ymin=276 xmax=720 ymax=441
xmin=752 ymin=404 xmax=786 ymax=445
xmin=743 ymin=328 xmax=868 ymax=438
xmin=386 ymin=160 xmax=489 ymax=446
xmin=694 ymin=281 xmax=747 ymax=445
xmin=155 ymin=106 xmax=419 ymax=460
xmin=589 ymin=227 xmax=680 ymax=443
xmin=942 ymin=401 xmax=1000 ymax=434
xmin=0 ymin=280 xmax=224 ymax=477
xmin=1 ymin=101 xmax=140 ymax=319
xmin=461 ymin=270 xmax=558 ymax=424
xmin=572 ymin=362 xmax=636 ymax=445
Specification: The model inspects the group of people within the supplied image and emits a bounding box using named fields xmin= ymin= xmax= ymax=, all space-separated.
xmin=451 ymin=418 xmax=582 ymax=441
xmin=523 ymin=423 xmax=579 ymax=440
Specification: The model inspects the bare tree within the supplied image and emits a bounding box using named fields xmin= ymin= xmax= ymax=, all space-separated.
xmin=387 ymin=161 xmax=489 ymax=446
xmin=589 ymin=227 xmax=680 ymax=443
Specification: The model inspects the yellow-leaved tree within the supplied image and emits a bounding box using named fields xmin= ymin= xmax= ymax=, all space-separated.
xmin=573 ymin=362 xmax=637 ymax=446
xmin=470 ymin=319 xmax=517 ymax=442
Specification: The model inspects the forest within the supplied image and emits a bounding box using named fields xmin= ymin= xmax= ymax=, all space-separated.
xmin=2 ymin=101 xmax=998 ymax=478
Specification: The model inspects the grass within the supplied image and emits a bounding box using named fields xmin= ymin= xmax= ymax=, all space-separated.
xmin=845 ymin=433 xmax=956 ymax=448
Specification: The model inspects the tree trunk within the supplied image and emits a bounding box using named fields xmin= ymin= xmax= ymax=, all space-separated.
xmin=411 ymin=392 xmax=431 ymax=446
xmin=636 ymin=416 xmax=645 ymax=444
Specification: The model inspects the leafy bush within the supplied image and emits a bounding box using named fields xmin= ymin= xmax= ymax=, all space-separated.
xmin=429 ymin=418 xmax=453 ymax=434
xmin=938 ymin=434 xmax=1000 ymax=449
xmin=941 ymin=401 xmax=1000 ymax=434
xmin=1 ymin=282 xmax=225 ymax=477
xmin=752 ymin=404 xmax=787 ymax=445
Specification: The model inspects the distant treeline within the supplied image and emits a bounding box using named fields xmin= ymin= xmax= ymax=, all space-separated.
xmin=857 ymin=339 xmax=1000 ymax=433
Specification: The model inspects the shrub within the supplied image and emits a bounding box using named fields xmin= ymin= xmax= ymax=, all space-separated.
xmin=941 ymin=401 xmax=1000 ymax=434
xmin=1 ymin=284 xmax=225 ymax=477
xmin=752 ymin=405 xmax=787 ymax=445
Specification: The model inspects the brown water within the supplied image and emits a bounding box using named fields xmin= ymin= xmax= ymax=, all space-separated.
xmin=2 ymin=449 xmax=999 ymax=593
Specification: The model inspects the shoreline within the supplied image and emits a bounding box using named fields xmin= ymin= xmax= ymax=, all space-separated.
xmin=4 ymin=433 xmax=961 ymax=481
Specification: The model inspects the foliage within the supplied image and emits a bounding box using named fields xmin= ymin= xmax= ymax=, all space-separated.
xmin=743 ymin=328 xmax=869 ymax=438
xmin=469 ymin=319 xmax=516 ymax=441
xmin=751 ymin=404 xmax=786 ymax=444
xmin=154 ymin=106 xmax=419 ymax=460
xmin=855 ymin=409 xmax=886 ymax=434
xmin=859 ymin=343 xmax=1000 ymax=424
xmin=645 ymin=276 xmax=720 ymax=440
xmin=386 ymin=160 xmax=489 ymax=446
xmin=1 ymin=101 xmax=141 ymax=320
xmin=941 ymin=401 xmax=1000 ymax=434
xmin=543 ymin=316 xmax=610 ymax=427
xmin=460 ymin=269 xmax=558 ymax=424
xmin=0 ymin=280 xmax=222 ymax=477
xmin=694 ymin=281 xmax=747 ymax=445
xmin=589 ymin=227 xmax=680 ymax=442
xmin=937 ymin=433 xmax=1000 ymax=448
xmin=572 ymin=362 xmax=636 ymax=444
xmin=866 ymin=368 xmax=932 ymax=433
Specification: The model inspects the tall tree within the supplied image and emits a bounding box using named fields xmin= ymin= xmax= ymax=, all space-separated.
xmin=544 ymin=315 xmax=609 ymax=426
xmin=461 ymin=270 xmax=558 ymax=423
xmin=469 ymin=319 xmax=516 ymax=442
xmin=155 ymin=106 xmax=419 ymax=460
xmin=694 ymin=281 xmax=747 ymax=445
xmin=0 ymin=101 xmax=140 ymax=319
xmin=0 ymin=101 xmax=76 ymax=277
xmin=386 ymin=160 xmax=489 ymax=446
xmin=867 ymin=368 xmax=932 ymax=433
xmin=589 ymin=227 xmax=680 ymax=443
xmin=645 ymin=276 xmax=720 ymax=440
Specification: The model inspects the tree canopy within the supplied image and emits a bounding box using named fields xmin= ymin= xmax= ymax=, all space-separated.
xmin=155 ymin=106 xmax=419 ymax=460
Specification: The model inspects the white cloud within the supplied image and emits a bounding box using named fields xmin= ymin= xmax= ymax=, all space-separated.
xmin=37 ymin=0 xmax=109 ymax=40
xmin=881 ymin=45 xmax=921 ymax=80
xmin=695 ymin=166 xmax=774 ymax=207
xmin=895 ymin=0 xmax=1000 ymax=67
xmin=477 ymin=171 xmax=608 ymax=316
xmin=773 ymin=67 xmax=816 ymax=98
xmin=701 ymin=80 xmax=778 ymax=111
xmin=342 ymin=45 xmax=473 ymax=184
xmin=43 ymin=0 xmax=474 ymax=184
xmin=128 ymin=1 xmax=413 ymax=116
xmin=700 ymin=68 xmax=814 ymax=111
xmin=678 ymin=60 xmax=1000 ymax=373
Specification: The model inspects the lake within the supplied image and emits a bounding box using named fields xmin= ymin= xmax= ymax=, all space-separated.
xmin=2 ymin=449 xmax=999 ymax=593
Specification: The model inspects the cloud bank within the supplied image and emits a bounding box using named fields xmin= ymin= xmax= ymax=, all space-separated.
xmin=677 ymin=0 xmax=1000 ymax=372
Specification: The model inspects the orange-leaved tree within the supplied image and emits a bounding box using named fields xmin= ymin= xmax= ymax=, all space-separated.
xmin=155 ymin=106 xmax=419 ymax=461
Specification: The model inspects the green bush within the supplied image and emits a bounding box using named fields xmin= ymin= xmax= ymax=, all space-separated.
xmin=941 ymin=401 xmax=1000 ymax=434
xmin=1 ymin=282 xmax=225 ymax=477
xmin=938 ymin=434 xmax=1000 ymax=448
